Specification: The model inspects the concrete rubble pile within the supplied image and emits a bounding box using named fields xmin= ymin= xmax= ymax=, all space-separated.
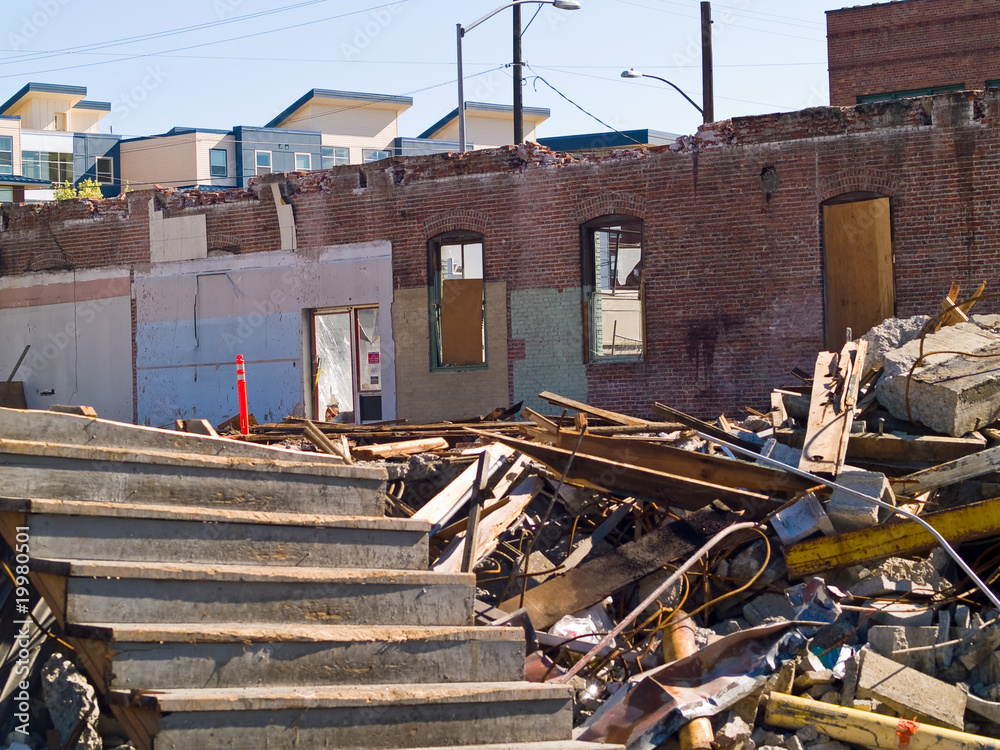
xmin=7 ymin=302 xmax=1000 ymax=748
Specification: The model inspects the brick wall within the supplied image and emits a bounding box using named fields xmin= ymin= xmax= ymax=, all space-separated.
xmin=828 ymin=0 xmax=1000 ymax=106
xmin=5 ymin=92 xmax=1000 ymax=421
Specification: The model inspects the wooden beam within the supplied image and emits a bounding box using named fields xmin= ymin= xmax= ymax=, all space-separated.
xmin=468 ymin=429 xmax=777 ymax=517
xmin=784 ymin=495 xmax=1000 ymax=577
xmin=531 ymin=428 xmax=811 ymax=495
xmin=776 ymin=428 xmax=985 ymax=464
xmin=538 ymin=391 xmax=650 ymax=426
xmin=411 ymin=444 xmax=514 ymax=533
xmin=891 ymin=443 xmax=1000 ymax=496
xmin=497 ymin=505 xmax=741 ymax=628
xmin=350 ymin=437 xmax=449 ymax=461
xmin=798 ymin=340 xmax=866 ymax=476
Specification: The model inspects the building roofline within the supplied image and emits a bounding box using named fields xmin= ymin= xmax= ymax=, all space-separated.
xmin=0 ymin=174 xmax=53 ymax=186
xmin=121 ymin=127 xmax=233 ymax=143
xmin=1 ymin=83 xmax=88 ymax=115
xmin=265 ymin=88 xmax=414 ymax=128
xmin=74 ymin=100 xmax=111 ymax=111
xmin=418 ymin=102 xmax=551 ymax=139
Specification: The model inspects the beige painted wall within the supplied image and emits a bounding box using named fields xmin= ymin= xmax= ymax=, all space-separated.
xmin=432 ymin=113 xmax=543 ymax=149
xmin=71 ymin=108 xmax=104 ymax=134
xmin=121 ymin=133 xmax=197 ymax=189
xmin=0 ymin=118 xmax=21 ymax=174
xmin=281 ymin=101 xmax=402 ymax=163
xmin=8 ymin=96 xmax=80 ymax=131
xmin=392 ymin=281 xmax=508 ymax=422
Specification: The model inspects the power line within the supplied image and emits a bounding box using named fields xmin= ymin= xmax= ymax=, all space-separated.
xmin=0 ymin=0 xmax=333 ymax=67
xmin=0 ymin=1 xmax=410 ymax=80
xmin=615 ymin=0 xmax=825 ymax=41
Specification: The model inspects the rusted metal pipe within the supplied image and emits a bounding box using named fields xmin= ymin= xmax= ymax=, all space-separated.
xmin=664 ymin=611 xmax=714 ymax=750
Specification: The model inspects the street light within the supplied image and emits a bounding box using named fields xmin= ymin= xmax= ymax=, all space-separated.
xmin=620 ymin=68 xmax=704 ymax=118
xmin=457 ymin=0 xmax=582 ymax=153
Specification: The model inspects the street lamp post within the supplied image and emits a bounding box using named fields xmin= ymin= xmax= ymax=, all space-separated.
xmin=457 ymin=0 xmax=582 ymax=153
xmin=620 ymin=68 xmax=704 ymax=119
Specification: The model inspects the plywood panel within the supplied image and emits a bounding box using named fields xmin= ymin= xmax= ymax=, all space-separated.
xmin=441 ymin=279 xmax=484 ymax=366
xmin=823 ymin=197 xmax=894 ymax=349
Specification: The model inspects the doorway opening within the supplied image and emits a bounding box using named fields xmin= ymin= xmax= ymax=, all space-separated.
xmin=311 ymin=306 xmax=382 ymax=424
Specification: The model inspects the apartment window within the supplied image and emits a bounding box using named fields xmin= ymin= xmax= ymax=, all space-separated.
xmin=96 ymin=157 xmax=113 ymax=184
xmin=322 ymin=146 xmax=349 ymax=168
xmin=209 ymin=148 xmax=227 ymax=178
xmin=583 ymin=216 xmax=644 ymax=360
xmin=294 ymin=152 xmax=312 ymax=171
xmin=0 ymin=187 xmax=13 ymax=204
xmin=362 ymin=148 xmax=391 ymax=163
xmin=0 ymin=136 xmax=11 ymax=175
xmin=22 ymin=151 xmax=73 ymax=183
xmin=255 ymin=150 xmax=271 ymax=175
xmin=429 ymin=231 xmax=486 ymax=368
xmin=54 ymin=112 xmax=67 ymax=131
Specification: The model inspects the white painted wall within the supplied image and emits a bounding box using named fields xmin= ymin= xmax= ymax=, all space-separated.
xmin=133 ymin=242 xmax=395 ymax=428
xmin=0 ymin=268 xmax=133 ymax=421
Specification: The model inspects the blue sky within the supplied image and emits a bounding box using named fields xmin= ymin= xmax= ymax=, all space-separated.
xmin=0 ymin=0 xmax=831 ymax=142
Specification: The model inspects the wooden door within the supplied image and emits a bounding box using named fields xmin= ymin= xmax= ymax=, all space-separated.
xmin=823 ymin=197 xmax=894 ymax=349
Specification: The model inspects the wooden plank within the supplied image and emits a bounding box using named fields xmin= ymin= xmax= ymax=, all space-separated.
xmin=440 ymin=278 xmax=485 ymax=366
xmin=303 ymin=420 xmax=352 ymax=463
xmin=351 ymin=437 xmax=449 ymax=460
xmin=797 ymin=340 xmax=865 ymax=476
xmin=411 ymin=444 xmax=514 ymax=532
xmin=823 ymin=197 xmax=894 ymax=350
xmin=0 ymin=382 xmax=26 ymax=409
xmin=538 ymin=391 xmax=650 ymax=426
xmin=784 ymin=495 xmax=1000 ymax=577
xmin=652 ymin=402 xmax=762 ymax=452
xmin=533 ymin=428 xmax=811 ymax=495
xmin=435 ymin=476 xmax=541 ymax=574
xmin=891 ymin=443 xmax=1000 ymax=496
xmin=470 ymin=430 xmax=777 ymax=517
xmin=776 ymin=428 xmax=985 ymax=464
xmin=497 ymin=506 xmax=741 ymax=628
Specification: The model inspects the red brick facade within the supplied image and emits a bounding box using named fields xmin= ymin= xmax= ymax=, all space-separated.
xmin=828 ymin=0 xmax=1000 ymax=106
xmin=3 ymin=92 xmax=1000 ymax=420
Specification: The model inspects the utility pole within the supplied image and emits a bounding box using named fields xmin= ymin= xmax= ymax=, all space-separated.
xmin=701 ymin=1 xmax=714 ymax=124
xmin=513 ymin=4 xmax=524 ymax=144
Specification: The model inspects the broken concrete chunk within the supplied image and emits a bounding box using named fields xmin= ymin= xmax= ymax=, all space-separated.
xmin=770 ymin=492 xmax=835 ymax=545
xmin=743 ymin=592 xmax=797 ymax=627
xmin=793 ymin=669 xmax=834 ymax=690
xmin=862 ymin=315 xmax=930 ymax=373
xmin=41 ymin=653 xmax=101 ymax=750
xmin=730 ymin=540 xmax=787 ymax=587
xmin=876 ymin=321 xmax=1000 ymax=436
xmin=855 ymin=647 xmax=967 ymax=730
xmin=715 ymin=713 xmax=754 ymax=750
xmin=826 ymin=466 xmax=890 ymax=534
xmin=958 ymin=625 xmax=1000 ymax=671
xmin=867 ymin=625 xmax=938 ymax=675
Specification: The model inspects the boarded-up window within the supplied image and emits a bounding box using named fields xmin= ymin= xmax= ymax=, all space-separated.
xmin=583 ymin=216 xmax=644 ymax=360
xmin=823 ymin=196 xmax=894 ymax=349
xmin=430 ymin=232 xmax=486 ymax=367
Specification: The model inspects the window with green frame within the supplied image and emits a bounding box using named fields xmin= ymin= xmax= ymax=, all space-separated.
xmin=582 ymin=215 xmax=645 ymax=361
xmin=429 ymin=231 xmax=486 ymax=368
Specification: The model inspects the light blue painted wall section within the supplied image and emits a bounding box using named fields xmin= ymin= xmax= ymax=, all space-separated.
xmin=134 ymin=242 xmax=394 ymax=428
xmin=510 ymin=287 xmax=587 ymax=414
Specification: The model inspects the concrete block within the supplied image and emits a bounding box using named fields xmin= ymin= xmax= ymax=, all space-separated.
xmin=826 ymin=466 xmax=890 ymax=534
xmin=856 ymin=647 xmax=967 ymax=730
xmin=867 ymin=625 xmax=938 ymax=675
xmin=958 ymin=625 xmax=1000 ymax=671
xmin=938 ymin=609 xmax=954 ymax=669
xmin=794 ymin=670 xmax=834 ymax=690
xmin=876 ymin=321 xmax=1000 ymax=436
xmin=862 ymin=315 xmax=930 ymax=374
xmin=770 ymin=492 xmax=835 ymax=544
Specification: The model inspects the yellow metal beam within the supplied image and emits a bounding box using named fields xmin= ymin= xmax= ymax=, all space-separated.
xmin=785 ymin=495 xmax=1000 ymax=577
xmin=765 ymin=692 xmax=1000 ymax=750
